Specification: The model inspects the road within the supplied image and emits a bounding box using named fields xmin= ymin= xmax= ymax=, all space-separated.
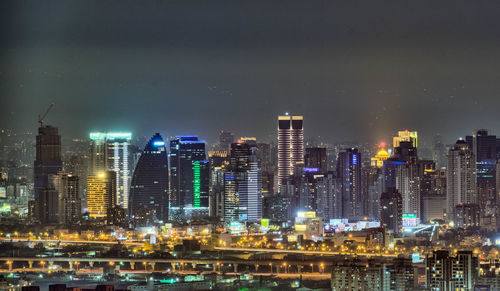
xmin=214 ymin=246 xmax=398 ymax=257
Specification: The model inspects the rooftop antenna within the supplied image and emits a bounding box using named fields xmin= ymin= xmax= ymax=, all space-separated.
xmin=38 ymin=103 xmax=54 ymax=127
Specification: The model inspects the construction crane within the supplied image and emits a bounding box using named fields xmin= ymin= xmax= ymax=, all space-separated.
xmin=38 ymin=103 xmax=54 ymax=127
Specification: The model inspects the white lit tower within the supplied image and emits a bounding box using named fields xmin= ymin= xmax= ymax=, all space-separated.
xmin=278 ymin=114 xmax=303 ymax=190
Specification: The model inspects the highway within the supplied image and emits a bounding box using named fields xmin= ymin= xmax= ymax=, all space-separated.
xmin=0 ymin=237 xmax=143 ymax=246
xmin=214 ymin=246 xmax=398 ymax=257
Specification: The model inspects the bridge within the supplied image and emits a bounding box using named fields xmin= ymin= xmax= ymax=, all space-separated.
xmin=0 ymin=237 xmax=143 ymax=246
xmin=0 ymin=255 xmax=391 ymax=275
xmin=214 ymin=246 xmax=398 ymax=257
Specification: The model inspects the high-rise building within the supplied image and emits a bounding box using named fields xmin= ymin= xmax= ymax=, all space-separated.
xmin=426 ymin=250 xmax=479 ymax=291
xmin=207 ymin=150 xmax=230 ymax=218
xmin=87 ymin=171 xmax=116 ymax=220
xmin=396 ymin=160 xmax=421 ymax=220
xmin=380 ymin=188 xmax=402 ymax=234
xmin=337 ymin=148 xmax=363 ymax=219
xmin=466 ymin=130 xmax=497 ymax=213
xmin=129 ymin=133 xmax=169 ymax=225
xmin=89 ymin=132 xmax=132 ymax=210
xmin=315 ymin=172 xmax=340 ymax=221
xmin=169 ymin=136 xmax=209 ymax=220
xmin=304 ymin=147 xmax=328 ymax=173
xmin=278 ymin=114 xmax=303 ymax=190
xmin=223 ymin=142 xmax=262 ymax=222
xmin=384 ymin=137 xmax=430 ymax=222
xmin=34 ymin=125 xmax=63 ymax=223
xmin=446 ymin=139 xmax=477 ymax=222
xmin=393 ymin=130 xmax=418 ymax=148
xmin=49 ymin=173 xmax=80 ymax=224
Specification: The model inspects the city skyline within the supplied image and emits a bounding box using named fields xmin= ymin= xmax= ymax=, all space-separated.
xmin=3 ymin=1 xmax=500 ymax=290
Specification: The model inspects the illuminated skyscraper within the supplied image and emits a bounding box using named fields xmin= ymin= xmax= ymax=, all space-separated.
xmin=396 ymin=160 xmax=421 ymax=220
xmin=223 ymin=141 xmax=262 ymax=222
xmin=87 ymin=171 xmax=116 ymax=220
xmin=49 ymin=173 xmax=80 ymax=224
xmin=393 ymin=130 xmax=418 ymax=148
xmin=278 ymin=114 xmax=303 ymax=190
xmin=34 ymin=125 xmax=63 ymax=223
xmin=466 ymin=129 xmax=496 ymax=213
xmin=89 ymin=132 xmax=132 ymax=210
xmin=337 ymin=148 xmax=363 ymax=220
xmin=446 ymin=139 xmax=477 ymax=222
xmin=169 ymin=136 xmax=209 ymax=219
xmin=129 ymin=133 xmax=169 ymax=224
xmin=207 ymin=150 xmax=230 ymax=218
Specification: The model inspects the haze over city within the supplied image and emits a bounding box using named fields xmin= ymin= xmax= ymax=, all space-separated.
xmin=4 ymin=1 xmax=500 ymax=144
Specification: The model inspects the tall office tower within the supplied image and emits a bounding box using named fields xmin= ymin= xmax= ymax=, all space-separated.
xmin=87 ymin=171 xmax=116 ymax=220
xmin=223 ymin=142 xmax=262 ymax=222
xmin=426 ymin=250 xmax=478 ymax=291
xmin=380 ymin=188 xmax=402 ymax=234
xmin=296 ymin=168 xmax=319 ymax=212
xmin=64 ymin=153 xmax=88 ymax=211
xmin=223 ymin=172 xmax=238 ymax=222
xmin=396 ymin=159 xmax=421 ymax=220
xmin=466 ymin=130 xmax=497 ymax=213
xmin=207 ymin=150 xmax=230 ymax=218
xmin=129 ymin=133 xmax=169 ymax=225
xmin=169 ymin=136 xmax=209 ymax=219
xmin=315 ymin=172 xmax=340 ymax=222
xmin=382 ymin=137 xmax=425 ymax=221
xmin=367 ymin=167 xmax=384 ymax=220
xmin=393 ymin=130 xmax=418 ymax=148
xmin=34 ymin=125 xmax=63 ymax=223
xmin=49 ymin=173 xmax=80 ymax=224
xmin=304 ymin=147 xmax=328 ymax=173
xmin=382 ymin=140 xmax=418 ymax=199
xmin=218 ymin=130 xmax=234 ymax=151
xmin=89 ymin=132 xmax=132 ymax=210
xmin=336 ymin=148 xmax=363 ymax=219
xmin=446 ymin=139 xmax=477 ymax=222
xmin=278 ymin=114 xmax=303 ymax=190
xmin=331 ymin=260 xmax=390 ymax=291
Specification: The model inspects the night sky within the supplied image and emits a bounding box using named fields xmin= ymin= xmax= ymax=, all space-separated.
xmin=2 ymin=0 xmax=500 ymax=145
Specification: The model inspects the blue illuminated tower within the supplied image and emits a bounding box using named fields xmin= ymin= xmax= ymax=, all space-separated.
xmin=129 ymin=133 xmax=169 ymax=224
xmin=337 ymin=148 xmax=362 ymax=220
